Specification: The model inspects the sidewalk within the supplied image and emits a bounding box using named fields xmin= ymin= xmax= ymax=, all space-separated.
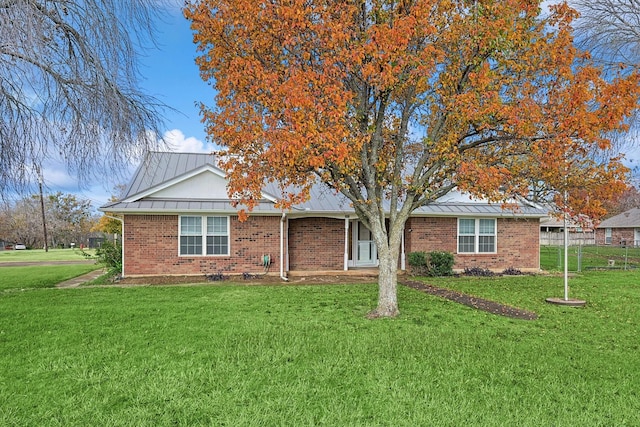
xmin=56 ymin=268 xmax=106 ymax=288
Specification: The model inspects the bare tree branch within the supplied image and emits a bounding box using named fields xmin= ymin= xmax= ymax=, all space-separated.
xmin=0 ymin=0 xmax=169 ymax=192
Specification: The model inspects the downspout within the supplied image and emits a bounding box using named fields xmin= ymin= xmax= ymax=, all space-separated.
xmin=280 ymin=213 xmax=289 ymax=281
xmin=105 ymin=215 xmax=124 ymax=277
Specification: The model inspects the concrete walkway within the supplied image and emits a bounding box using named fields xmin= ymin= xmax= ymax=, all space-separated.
xmin=56 ymin=268 xmax=106 ymax=288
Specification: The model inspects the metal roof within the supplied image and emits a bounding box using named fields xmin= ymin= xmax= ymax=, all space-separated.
xmin=102 ymin=151 xmax=547 ymax=218
xmin=122 ymin=152 xmax=219 ymax=199
xmin=598 ymin=208 xmax=640 ymax=228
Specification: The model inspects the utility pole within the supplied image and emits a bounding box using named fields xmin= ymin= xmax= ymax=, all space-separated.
xmin=36 ymin=166 xmax=48 ymax=252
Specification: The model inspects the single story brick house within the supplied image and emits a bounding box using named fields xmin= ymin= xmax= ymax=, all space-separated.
xmin=100 ymin=152 xmax=546 ymax=278
xmin=595 ymin=208 xmax=640 ymax=247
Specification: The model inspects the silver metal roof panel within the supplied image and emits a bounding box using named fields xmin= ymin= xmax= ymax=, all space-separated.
xmin=103 ymin=151 xmax=547 ymax=218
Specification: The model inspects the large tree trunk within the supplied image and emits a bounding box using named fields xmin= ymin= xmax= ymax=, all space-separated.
xmin=368 ymin=248 xmax=400 ymax=318
xmin=367 ymin=221 xmax=404 ymax=318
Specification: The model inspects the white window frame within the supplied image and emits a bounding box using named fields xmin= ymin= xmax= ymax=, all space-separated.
xmin=605 ymin=228 xmax=612 ymax=245
xmin=179 ymin=215 xmax=230 ymax=256
xmin=457 ymin=218 xmax=497 ymax=254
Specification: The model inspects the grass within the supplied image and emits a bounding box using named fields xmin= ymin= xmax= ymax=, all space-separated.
xmin=0 ymin=248 xmax=96 ymax=262
xmin=541 ymin=244 xmax=640 ymax=271
xmin=0 ymin=264 xmax=101 ymax=291
xmin=1 ymin=271 xmax=638 ymax=426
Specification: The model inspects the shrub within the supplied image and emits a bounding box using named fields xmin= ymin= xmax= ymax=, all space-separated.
xmin=407 ymin=251 xmax=429 ymax=275
xmin=463 ymin=267 xmax=495 ymax=277
xmin=408 ymin=251 xmax=454 ymax=277
xmin=407 ymin=251 xmax=428 ymax=267
xmin=206 ymin=272 xmax=228 ymax=281
xmin=502 ymin=267 xmax=524 ymax=275
xmin=428 ymin=251 xmax=455 ymax=276
xmin=95 ymin=239 xmax=122 ymax=275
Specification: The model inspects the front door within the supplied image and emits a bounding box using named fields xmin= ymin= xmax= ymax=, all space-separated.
xmin=355 ymin=222 xmax=377 ymax=266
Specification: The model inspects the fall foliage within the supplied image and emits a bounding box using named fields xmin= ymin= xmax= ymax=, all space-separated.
xmin=185 ymin=0 xmax=640 ymax=317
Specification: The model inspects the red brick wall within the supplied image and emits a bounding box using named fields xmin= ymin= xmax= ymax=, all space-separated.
xmin=405 ymin=217 xmax=458 ymax=254
xmin=595 ymin=228 xmax=636 ymax=246
xmin=288 ymin=217 xmax=345 ymax=270
xmin=123 ymin=214 xmax=282 ymax=276
xmin=406 ymin=217 xmax=540 ymax=272
xmin=124 ymin=214 xmax=540 ymax=275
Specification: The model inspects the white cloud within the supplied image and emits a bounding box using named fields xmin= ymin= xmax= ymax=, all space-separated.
xmin=161 ymin=129 xmax=214 ymax=153
xmin=42 ymin=165 xmax=77 ymax=189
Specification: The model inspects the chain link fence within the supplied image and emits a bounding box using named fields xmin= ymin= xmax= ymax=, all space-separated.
xmin=541 ymin=244 xmax=640 ymax=272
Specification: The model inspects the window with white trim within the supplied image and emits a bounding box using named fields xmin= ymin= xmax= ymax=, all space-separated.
xmin=180 ymin=216 xmax=229 ymax=256
xmin=206 ymin=216 xmax=229 ymax=255
xmin=605 ymin=228 xmax=612 ymax=245
xmin=458 ymin=218 xmax=496 ymax=254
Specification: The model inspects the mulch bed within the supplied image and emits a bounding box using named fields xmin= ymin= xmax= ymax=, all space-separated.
xmin=400 ymin=279 xmax=538 ymax=320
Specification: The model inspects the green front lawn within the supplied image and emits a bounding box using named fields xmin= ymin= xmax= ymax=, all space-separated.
xmin=0 ymin=248 xmax=96 ymax=262
xmin=0 ymin=265 xmax=101 ymax=291
xmin=1 ymin=271 xmax=638 ymax=426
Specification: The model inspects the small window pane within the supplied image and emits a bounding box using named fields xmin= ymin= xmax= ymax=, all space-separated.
xmin=206 ymin=236 xmax=228 ymax=255
xmin=181 ymin=216 xmax=201 ymax=235
xmin=479 ymin=219 xmax=495 ymax=235
xmin=478 ymin=235 xmax=495 ymax=253
xmin=180 ymin=236 xmax=202 ymax=255
xmin=207 ymin=217 xmax=227 ymax=235
xmin=458 ymin=235 xmax=475 ymax=253
xmin=459 ymin=219 xmax=475 ymax=235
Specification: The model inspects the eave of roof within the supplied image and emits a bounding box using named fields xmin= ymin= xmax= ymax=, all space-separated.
xmin=101 ymin=199 xmax=546 ymax=218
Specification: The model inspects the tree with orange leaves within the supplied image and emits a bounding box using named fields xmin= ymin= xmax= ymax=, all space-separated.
xmin=185 ymin=0 xmax=640 ymax=318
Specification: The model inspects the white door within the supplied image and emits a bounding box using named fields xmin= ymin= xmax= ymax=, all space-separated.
xmin=355 ymin=222 xmax=377 ymax=266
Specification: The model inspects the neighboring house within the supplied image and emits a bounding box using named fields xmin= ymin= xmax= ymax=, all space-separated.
xmin=596 ymin=208 xmax=640 ymax=247
xmin=100 ymin=152 xmax=547 ymax=278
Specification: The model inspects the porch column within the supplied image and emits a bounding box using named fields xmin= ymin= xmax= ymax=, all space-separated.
xmin=344 ymin=216 xmax=349 ymax=271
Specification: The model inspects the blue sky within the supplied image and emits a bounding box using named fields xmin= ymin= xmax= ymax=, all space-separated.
xmin=139 ymin=5 xmax=211 ymax=148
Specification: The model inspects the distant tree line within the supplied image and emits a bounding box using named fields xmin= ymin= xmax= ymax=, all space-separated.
xmin=0 ymin=192 xmax=98 ymax=249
